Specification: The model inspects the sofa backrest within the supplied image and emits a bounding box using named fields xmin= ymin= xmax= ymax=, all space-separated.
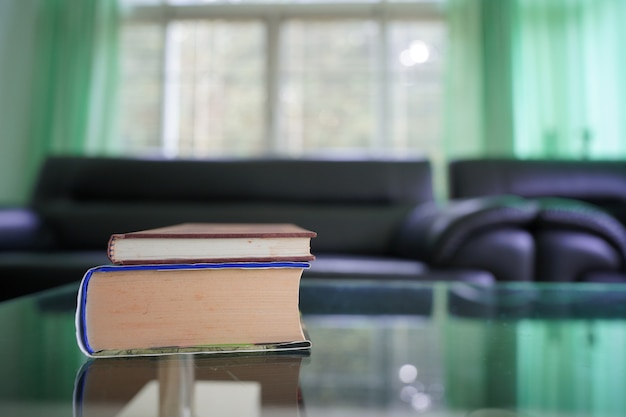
xmin=32 ymin=155 xmax=434 ymax=254
xmin=449 ymin=158 xmax=626 ymax=224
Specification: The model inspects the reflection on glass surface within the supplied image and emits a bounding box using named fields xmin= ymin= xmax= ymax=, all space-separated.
xmin=445 ymin=283 xmax=626 ymax=416
xmin=301 ymin=314 xmax=442 ymax=415
xmin=0 ymin=286 xmax=84 ymax=416
xmin=75 ymin=353 xmax=305 ymax=417
xmin=299 ymin=281 xmax=626 ymax=416
xmin=1 ymin=281 xmax=626 ymax=416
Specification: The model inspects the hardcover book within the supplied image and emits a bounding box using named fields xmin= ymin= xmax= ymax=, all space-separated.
xmin=107 ymin=223 xmax=317 ymax=265
xmin=75 ymin=262 xmax=312 ymax=358
xmin=74 ymin=353 xmax=308 ymax=417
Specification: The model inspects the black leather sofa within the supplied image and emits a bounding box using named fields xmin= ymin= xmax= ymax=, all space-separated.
xmin=0 ymin=155 xmax=501 ymax=301
xmin=448 ymin=158 xmax=626 ymax=283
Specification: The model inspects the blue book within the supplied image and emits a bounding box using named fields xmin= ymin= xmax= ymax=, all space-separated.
xmin=75 ymin=262 xmax=312 ymax=358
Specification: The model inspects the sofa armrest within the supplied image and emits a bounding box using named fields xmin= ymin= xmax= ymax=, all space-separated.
xmin=531 ymin=197 xmax=626 ymax=281
xmin=393 ymin=195 xmax=539 ymax=262
xmin=534 ymin=197 xmax=626 ymax=266
xmin=392 ymin=195 xmax=539 ymax=281
xmin=0 ymin=208 xmax=55 ymax=250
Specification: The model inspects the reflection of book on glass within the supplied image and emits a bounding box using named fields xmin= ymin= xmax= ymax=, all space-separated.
xmin=107 ymin=223 xmax=317 ymax=265
xmin=73 ymin=354 xmax=308 ymax=417
xmin=75 ymin=262 xmax=312 ymax=358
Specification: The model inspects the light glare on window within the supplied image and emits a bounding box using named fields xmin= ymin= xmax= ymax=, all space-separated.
xmin=399 ymin=40 xmax=430 ymax=67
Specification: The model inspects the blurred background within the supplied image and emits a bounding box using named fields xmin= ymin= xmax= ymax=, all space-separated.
xmin=1 ymin=0 xmax=626 ymax=204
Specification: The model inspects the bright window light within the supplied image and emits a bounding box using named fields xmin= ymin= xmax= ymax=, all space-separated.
xmin=117 ymin=0 xmax=447 ymax=160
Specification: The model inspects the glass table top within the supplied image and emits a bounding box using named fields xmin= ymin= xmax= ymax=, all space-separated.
xmin=2 ymin=278 xmax=626 ymax=417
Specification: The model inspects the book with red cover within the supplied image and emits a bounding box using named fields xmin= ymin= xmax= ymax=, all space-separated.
xmin=107 ymin=223 xmax=317 ymax=265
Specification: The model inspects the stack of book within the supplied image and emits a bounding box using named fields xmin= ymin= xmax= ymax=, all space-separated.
xmin=75 ymin=223 xmax=317 ymax=358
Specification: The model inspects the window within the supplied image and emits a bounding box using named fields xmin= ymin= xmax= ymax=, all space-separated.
xmin=118 ymin=0 xmax=447 ymax=159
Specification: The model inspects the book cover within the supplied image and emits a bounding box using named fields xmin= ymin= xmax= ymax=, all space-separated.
xmin=74 ymin=353 xmax=309 ymax=417
xmin=107 ymin=223 xmax=317 ymax=265
xmin=75 ymin=262 xmax=312 ymax=358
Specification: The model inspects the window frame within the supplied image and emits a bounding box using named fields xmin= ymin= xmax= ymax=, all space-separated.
xmin=121 ymin=1 xmax=446 ymax=157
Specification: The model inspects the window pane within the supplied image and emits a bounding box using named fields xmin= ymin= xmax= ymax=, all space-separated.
xmin=389 ymin=21 xmax=446 ymax=158
xmin=166 ymin=21 xmax=265 ymax=157
xmin=281 ymin=20 xmax=378 ymax=155
xmin=118 ymin=22 xmax=164 ymax=155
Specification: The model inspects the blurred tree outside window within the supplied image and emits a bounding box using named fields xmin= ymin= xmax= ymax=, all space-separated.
xmin=117 ymin=0 xmax=447 ymax=161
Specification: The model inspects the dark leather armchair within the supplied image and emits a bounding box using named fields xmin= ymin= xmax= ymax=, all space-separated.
xmin=447 ymin=158 xmax=626 ymax=283
xmin=393 ymin=195 xmax=539 ymax=281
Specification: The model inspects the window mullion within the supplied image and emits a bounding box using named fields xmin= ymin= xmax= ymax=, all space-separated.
xmin=375 ymin=6 xmax=390 ymax=154
xmin=161 ymin=22 xmax=181 ymax=158
xmin=266 ymin=15 xmax=281 ymax=155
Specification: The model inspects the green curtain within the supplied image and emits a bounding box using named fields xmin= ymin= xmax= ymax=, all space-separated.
xmin=444 ymin=0 xmax=517 ymax=163
xmin=445 ymin=0 xmax=626 ymax=162
xmin=29 ymin=0 xmax=120 ymax=168
xmin=0 ymin=0 xmax=119 ymax=204
xmin=0 ymin=1 xmax=38 ymax=205
xmin=514 ymin=0 xmax=626 ymax=158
